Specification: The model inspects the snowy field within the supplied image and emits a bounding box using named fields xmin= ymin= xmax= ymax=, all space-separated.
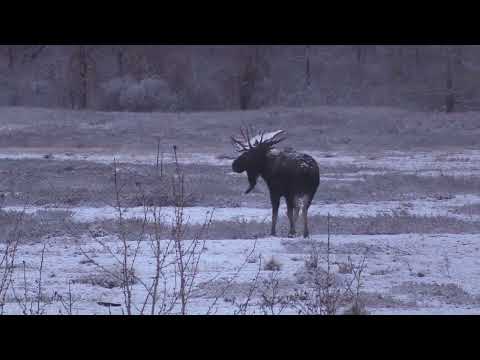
xmin=1 ymin=106 xmax=480 ymax=315
xmin=2 ymin=233 xmax=480 ymax=315
xmin=4 ymin=193 xmax=480 ymax=224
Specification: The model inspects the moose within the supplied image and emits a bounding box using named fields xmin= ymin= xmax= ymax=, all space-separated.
xmin=231 ymin=126 xmax=319 ymax=238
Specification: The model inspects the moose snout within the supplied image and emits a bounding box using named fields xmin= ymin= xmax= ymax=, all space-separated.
xmin=232 ymin=160 xmax=244 ymax=173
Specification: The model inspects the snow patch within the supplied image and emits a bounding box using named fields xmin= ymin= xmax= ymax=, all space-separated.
xmin=4 ymin=194 xmax=480 ymax=224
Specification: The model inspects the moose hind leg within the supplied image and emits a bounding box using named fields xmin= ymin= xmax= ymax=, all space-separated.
xmin=293 ymin=196 xmax=300 ymax=225
xmin=286 ymin=196 xmax=297 ymax=238
xmin=302 ymin=195 xmax=312 ymax=238
xmin=270 ymin=194 xmax=280 ymax=237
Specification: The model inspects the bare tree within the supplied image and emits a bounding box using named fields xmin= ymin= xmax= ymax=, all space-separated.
xmin=354 ymin=45 xmax=367 ymax=64
xmin=112 ymin=45 xmax=128 ymax=77
xmin=445 ymin=55 xmax=455 ymax=113
xmin=67 ymin=45 xmax=97 ymax=109
xmin=444 ymin=46 xmax=458 ymax=113
xmin=305 ymin=45 xmax=311 ymax=90
xmin=236 ymin=46 xmax=271 ymax=110
xmin=0 ymin=45 xmax=25 ymax=70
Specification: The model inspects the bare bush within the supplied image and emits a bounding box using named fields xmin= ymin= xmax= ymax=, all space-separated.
xmin=0 ymin=206 xmax=25 ymax=314
xmin=77 ymin=145 xmax=213 ymax=315
xmin=232 ymin=257 xmax=263 ymax=315
xmin=217 ymin=214 xmax=371 ymax=316
xmin=73 ymin=266 xmax=137 ymax=289
xmin=0 ymin=189 xmax=32 ymax=312
xmin=11 ymin=242 xmax=49 ymax=315
xmin=264 ymin=257 xmax=282 ymax=271
xmin=258 ymin=272 xmax=289 ymax=315
xmin=200 ymin=240 xmax=259 ymax=315
xmin=391 ymin=281 xmax=476 ymax=306
xmin=288 ymin=214 xmax=369 ymax=315
xmin=101 ymin=76 xmax=177 ymax=112
xmin=52 ymin=281 xmax=76 ymax=315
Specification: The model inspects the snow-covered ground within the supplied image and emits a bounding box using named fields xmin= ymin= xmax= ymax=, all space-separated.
xmin=2 ymin=129 xmax=480 ymax=314
xmin=5 ymin=194 xmax=480 ymax=224
xmin=2 ymin=148 xmax=480 ymax=177
xmin=2 ymin=233 xmax=480 ymax=315
xmin=0 ymin=149 xmax=228 ymax=166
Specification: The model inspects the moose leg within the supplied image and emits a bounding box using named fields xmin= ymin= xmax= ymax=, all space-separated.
xmin=286 ymin=196 xmax=296 ymax=238
xmin=302 ymin=195 xmax=312 ymax=238
xmin=293 ymin=196 xmax=300 ymax=225
xmin=270 ymin=194 xmax=280 ymax=237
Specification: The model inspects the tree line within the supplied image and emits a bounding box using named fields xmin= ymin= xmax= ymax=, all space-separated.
xmin=1 ymin=45 xmax=479 ymax=112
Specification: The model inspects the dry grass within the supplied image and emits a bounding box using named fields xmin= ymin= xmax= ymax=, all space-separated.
xmin=77 ymin=213 xmax=480 ymax=245
xmin=2 ymin=106 xmax=480 ymax=154
xmin=1 ymin=155 xmax=480 ymax=210
xmin=0 ymin=209 xmax=81 ymax=243
xmin=264 ymin=257 xmax=282 ymax=271
xmin=391 ymin=281 xmax=479 ymax=306
xmin=73 ymin=267 xmax=137 ymax=289
xmin=185 ymin=214 xmax=480 ymax=240
xmin=3 ymin=209 xmax=478 ymax=246
xmin=451 ymin=204 xmax=480 ymax=216
xmin=0 ymin=159 xmax=261 ymax=208
xmin=321 ymin=173 xmax=480 ymax=203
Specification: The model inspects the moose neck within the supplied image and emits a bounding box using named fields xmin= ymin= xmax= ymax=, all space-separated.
xmin=252 ymin=151 xmax=269 ymax=177
xmin=256 ymin=148 xmax=282 ymax=186
xmin=244 ymin=152 xmax=269 ymax=193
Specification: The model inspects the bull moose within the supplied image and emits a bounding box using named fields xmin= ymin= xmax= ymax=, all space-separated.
xmin=231 ymin=127 xmax=319 ymax=238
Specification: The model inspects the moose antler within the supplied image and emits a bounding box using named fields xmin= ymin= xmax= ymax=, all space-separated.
xmin=263 ymin=130 xmax=286 ymax=147
xmin=231 ymin=124 xmax=256 ymax=152
xmin=231 ymin=127 xmax=286 ymax=152
xmin=231 ymin=135 xmax=249 ymax=152
xmin=251 ymin=130 xmax=286 ymax=147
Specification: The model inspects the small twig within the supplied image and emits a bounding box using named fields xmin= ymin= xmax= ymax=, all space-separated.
xmin=234 ymin=255 xmax=263 ymax=315
xmin=36 ymin=242 xmax=47 ymax=315
xmin=206 ymin=239 xmax=258 ymax=315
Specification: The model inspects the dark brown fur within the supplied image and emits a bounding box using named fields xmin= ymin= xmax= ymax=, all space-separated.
xmin=232 ymin=141 xmax=319 ymax=238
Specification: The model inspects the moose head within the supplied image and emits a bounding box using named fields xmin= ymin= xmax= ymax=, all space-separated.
xmin=231 ymin=126 xmax=286 ymax=194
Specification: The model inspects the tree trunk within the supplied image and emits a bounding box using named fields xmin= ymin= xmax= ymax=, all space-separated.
xmin=78 ymin=46 xmax=88 ymax=109
xmin=305 ymin=45 xmax=311 ymax=89
xmin=355 ymin=46 xmax=363 ymax=64
xmin=117 ymin=49 xmax=124 ymax=76
xmin=238 ymin=53 xmax=257 ymax=110
xmin=445 ymin=55 xmax=455 ymax=113
xmin=7 ymin=46 xmax=14 ymax=70
xmin=415 ymin=47 xmax=421 ymax=67
xmin=356 ymin=46 xmax=360 ymax=63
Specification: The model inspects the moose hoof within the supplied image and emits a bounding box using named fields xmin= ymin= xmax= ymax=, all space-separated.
xmin=288 ymin=233 xmax=297 ymax=238
xmin=303 ymin=233 xmax=309 ymax=239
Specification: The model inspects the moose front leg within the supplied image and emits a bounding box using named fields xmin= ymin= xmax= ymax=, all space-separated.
xmin=270 ymin=193 xmax=280 ymax=237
